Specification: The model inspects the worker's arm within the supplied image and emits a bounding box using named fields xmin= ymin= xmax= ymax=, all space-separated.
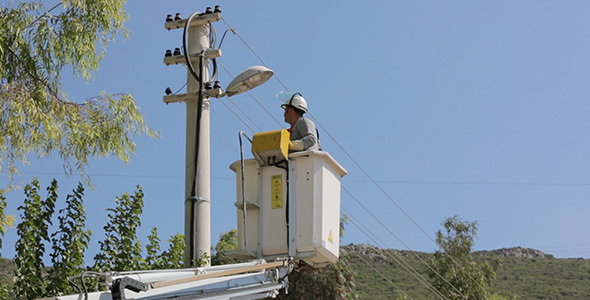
xmin=290 ymin=118 xmax=318 ymax=151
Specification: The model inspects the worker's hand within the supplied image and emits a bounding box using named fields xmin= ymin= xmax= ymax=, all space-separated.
xmin=289 ymin=140 xmax=304 ymax=151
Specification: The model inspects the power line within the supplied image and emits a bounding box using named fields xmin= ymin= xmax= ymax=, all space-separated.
xmin=216 ymin=15 xmax=487 ymax=297
xmin=344 ymin=179 xmax=590 ymax=187
xmin=217 ymin=61 xmax=283 ymax=127
xmin=342 ymin=206 xmax=449 ymax=300
xmin=343 ymin=187 xmax=464 ymax=299
xmin=308 ymin=112 xmax=491 ymax=295
xmin=345 ymin=242 xmax=416 ymax=300
xmin=220 ymin=16 xmax=289 ymax=91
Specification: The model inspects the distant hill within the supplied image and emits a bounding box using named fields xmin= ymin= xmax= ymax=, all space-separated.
xmin=0 ymin=257 xmax=16 ymax=290
xmin=2 ymin=245 xmax=589 ymax=299
xmin=343 ymin=244 xmax=590 ymax=300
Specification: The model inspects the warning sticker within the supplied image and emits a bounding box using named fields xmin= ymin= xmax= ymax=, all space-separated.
xmin=328 ymin=230 xmax=334 ymax=244
xmin=271 ymin=174 xmax=283 ymax=209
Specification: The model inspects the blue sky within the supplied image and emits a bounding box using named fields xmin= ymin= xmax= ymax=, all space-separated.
xmin=2 ymin=1 xmax=590 ymax=263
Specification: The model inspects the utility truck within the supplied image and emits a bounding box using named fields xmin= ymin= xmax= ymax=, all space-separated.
xmin=39 ymin=6 xmax=346 ymax=299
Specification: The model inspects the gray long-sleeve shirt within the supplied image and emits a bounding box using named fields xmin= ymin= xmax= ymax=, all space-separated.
xmin=289 ymin=116 xmax=320 ymax=151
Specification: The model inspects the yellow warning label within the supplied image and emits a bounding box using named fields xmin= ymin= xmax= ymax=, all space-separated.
xmin=328 ymin=230 xmax=334 ymax=244
xmin=271 ymin=174 xmax=283 ymax=209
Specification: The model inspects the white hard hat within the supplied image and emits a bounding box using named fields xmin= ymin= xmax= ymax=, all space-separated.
xmin=279 ymin=92 xmax=308 ymax=113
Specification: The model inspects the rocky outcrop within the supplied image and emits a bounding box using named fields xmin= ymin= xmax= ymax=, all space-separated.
xmin=477 ymin=247 xmax=550 ymax=259
xmin=343 ymin=244 xmax=551 ymax=259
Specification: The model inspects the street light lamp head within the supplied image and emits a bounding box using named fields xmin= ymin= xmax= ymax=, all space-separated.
xmin=225 ymin=66 xmax=274 ymax=97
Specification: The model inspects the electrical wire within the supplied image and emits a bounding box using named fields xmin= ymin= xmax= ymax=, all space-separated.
xmin=67 ymin=271 xmax=110 ymax=300
xmin=183 ymin=12 xmax=202 ymax=83
xmin=217 ymin=61 xmax=283 ymax=127
xmin=217 ymin=97 xmax=258 ymax=134
xmin=238 ymin=131 xmax=249 ymax=252
xmin=212 ymin=128 xmax=239 ymax=154
xmin=220 ymin=16 xmax=290 ymax=91
xmin=308 ymin=111 xmax=491 ymax=296
xmin=215 ymin=16 xmax=456 ymax=298
xmin=348 ymin=246 xmax=416 ymax=300
xmin=206 ymin=18 xmax=479 ymax=293
xmin=342 ymin=206 xmax=450 ymax=300
xmin=225 ymin=97 xmax=263 ymax=132
xmin=218 ymin=28 xmax=236 ymax=50
xmin=215 ymin=14 xmax=490 ymax=298
xmin=342 ymin=205 xmax=452 ymax=300
xmin=343 ymin=185 xmax=467 ymax=298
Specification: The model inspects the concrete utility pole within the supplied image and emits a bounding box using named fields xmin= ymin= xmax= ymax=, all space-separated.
xmin=164 ymin=7 xmax=272 ymax=268
xmin=164 ymin=9 xmax=221 ymax=267
xmin=184 ymin=19 xmax=211 ymax=267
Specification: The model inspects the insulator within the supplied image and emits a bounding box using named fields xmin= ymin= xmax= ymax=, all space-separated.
xmin=205 ymin=82 xmax=212 ymax=90
xmin=165 ymin=87 xmax=172 ymax=95
xmin=213 ymin=81 xmax=221 ymax=89
xmin=175 ymin=13 xmax=182 ymax=20
xmin=214 ymin=5 xmax=221 ymax=13
xmin=166 ymin=14 xmax=173 ymax=22
xmin=165 ymin=49 xmax=172 ymax=57
xmin=173 ymin=48 xmax=181 ymax=56
xmin=205 ymin=7 xmax=213 ymax=14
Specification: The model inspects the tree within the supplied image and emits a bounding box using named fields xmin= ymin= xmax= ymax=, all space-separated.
xmin=211 ymin=229 xmax=239 ymax=266
xmin=0 ymin=0 xmax=157 ymax=247
xmin=46 ymin=183 xmax=91 ymax=296
xmin=13 ymin=178 xmax=57 ymax=300
xmin=276 ymin=255 xmax=358 ymax=300
xmin=158 ymin=233 xmax=185 ymax=269
xmin=144 ymin=227 xmax=163 ymax=270
xmin=93 ymin=186 xmax=145 ymax=272
xmin=0 ymin=189 xmax=14 ymax=299
xmin=2 ymin=179 xmax=186 ymax=298
xmin=0 ymin=1 xmax=157 ymax=185
xmin=428 ymin=215 xmax=497 ymax=300
xmin=0 ymin=190 xmax=15 ymax=255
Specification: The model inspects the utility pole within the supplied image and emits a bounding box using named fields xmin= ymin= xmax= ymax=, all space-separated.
xmin=164 ymin=8 xmax=222 ymax=267
xmin=184 ymin=13 xmax=212 ymax=268
xmin=164 ymin=6 xmax=272 ymax=268
xmin=184 ymin=19 xmax=211 ymax=267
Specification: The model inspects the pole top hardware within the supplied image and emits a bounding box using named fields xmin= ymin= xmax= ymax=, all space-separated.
xmin=164 ymin=49 xmax=222 ymax=66
xmin=165 ymin=12 xmax=221 ymax=30
xmin=163 ymin=89 xmax=223 ymax=104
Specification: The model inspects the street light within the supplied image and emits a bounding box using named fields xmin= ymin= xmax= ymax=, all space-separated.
xmin=225 ymin=66 xmax=274 ymax=97
xmin=162 ymin=65 xmax=274 ymax=103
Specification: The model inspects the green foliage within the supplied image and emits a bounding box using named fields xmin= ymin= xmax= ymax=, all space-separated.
xmin=144 ymin=227 xmax=163 ymax=270
xmin=0 ymin=1 xmax=157 ymax=186
xmin=46 ymin=183 xmax=91 ymax=296
xmin=0 ymin=283 xmax=8 ymax=300
xmin=94 ymin=186 xmax=144 ymax=272
xmin=346 ymin=245 xmax=590 ymax=300
xmin=159 ymin=233 xmax=185 ymax=269
xmin=0 ymin=179 xmax=186 ymax=298
xmin=491 ymin=255 xmax=590 ymax=299
xmin=211 ymin=229 xmax=239 ymax=265
xmin=192 ymin=251 xmax=211 ymax=268
xmin=428 ymin=215 xmax=496 ymax=300
xmin=276 ymin=254 xmax=359 ymax=300
xmin=13 ymin=178 xmax=57 ymax=300
xmin=0 ymin=190 xmax=16 ymax=254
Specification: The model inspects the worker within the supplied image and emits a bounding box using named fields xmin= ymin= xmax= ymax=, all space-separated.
xmin=280 ymin=92 xmax=320 ymax=152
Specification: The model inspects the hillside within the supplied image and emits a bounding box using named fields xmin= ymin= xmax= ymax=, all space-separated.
xmin=0 ymin=257 xmax=16 ymax=290
xmin=2 ymin=245 xmax=590 ymax=299
xmin=344 ymin=244 xmax=590 ymax=299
